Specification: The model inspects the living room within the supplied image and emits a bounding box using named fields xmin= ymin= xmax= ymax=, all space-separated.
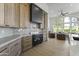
xmin=48 ymin=3 xmax=79 ymax=46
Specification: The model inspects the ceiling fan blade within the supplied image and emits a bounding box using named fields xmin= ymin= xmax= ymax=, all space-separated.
xmin=57 ymin=9 xmax=69 ymax=16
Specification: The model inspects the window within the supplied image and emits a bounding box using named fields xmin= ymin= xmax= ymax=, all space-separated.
xmin=64 ymin=23 xmax=70 ymax=32
xmin=52 ymin=17 xmax=64 ymax=32
xmin=63 ymin=17 xmax=70 ymax=33
xmin=52 ymin=16 xmax=79 ymax=33
xmin=71 ymin=23 xmax=79 ymax=33
xmin=64 ymin=17 xmax=70 ymax=23
xmin=71 ymin=17 xmax=77 ymax=22
xmin=71 ymin=17 xmax=79 ymax=33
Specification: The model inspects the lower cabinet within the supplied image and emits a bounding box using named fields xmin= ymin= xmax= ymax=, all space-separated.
xmin=0 ymin=45 xmax=9 ymax=56
xmin=9 ymin=39 xmax=21 ymax=56
xmin=0 ymin=39 xmax=21 ymax=56
xmin=21 ymin=36 xmax=32 ymax=52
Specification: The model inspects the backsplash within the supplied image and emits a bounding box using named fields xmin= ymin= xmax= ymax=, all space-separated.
xmin=0 ymin=27 xmax=31 ymax=38
xmin=30 ymin=23 xmax=43 ymax=34
xmin=0 ymin=23 xmax=42 ymax=38
xmin=0 ymin=28 xmax=16 ymax=38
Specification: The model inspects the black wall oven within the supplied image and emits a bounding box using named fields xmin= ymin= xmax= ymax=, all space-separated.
xmin=32 ymin=34 xmax=43 ymax=47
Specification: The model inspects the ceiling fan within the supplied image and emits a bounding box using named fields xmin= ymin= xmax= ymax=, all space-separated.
xmin=58 ymin=9 xmax=69 ymax=16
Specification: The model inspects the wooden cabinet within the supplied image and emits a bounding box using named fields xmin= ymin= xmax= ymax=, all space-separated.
xmin=21 ymin=36 xmax=32 ymax=52
xmin=0 ymin=45 xmax=9 ymax=56
xmin=4 ymin=3 xmax=20 ymax=27
xmin=0 ymin=3 xmax=30 ymax=28
xmin=9 ymin=39 xmax=21 ymax=56
xmin=0 ymin=39 xmax=21 ymax=56
xmin=0 ymin=4 xmax=5 ymax=26
xmin=20 ymin=3 xmax=30 ymax=28
xmin=14 ymin=4 xmax=20 ymax=27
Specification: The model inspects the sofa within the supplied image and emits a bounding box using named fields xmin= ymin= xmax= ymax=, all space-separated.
xmin=57 ymin=32 xmax=66 ymax=40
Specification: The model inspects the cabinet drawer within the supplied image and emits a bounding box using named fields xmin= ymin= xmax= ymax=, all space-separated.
xmin=23 ymin=39 xmax=32 ymax=43
xmin=23 ymin=37 xmax=32 ymax=41
xmin=22 ymin=36 xmax=32 ymax=51
xmin=22 ymin=39 xmax=32 ymax=42
xmin=22 ymin=42 xmax=32 ymax=47
xmin=22 ymin=41 xmax=32 ymax=47
xmin=23 ymin=36 xmax=32 ymax=39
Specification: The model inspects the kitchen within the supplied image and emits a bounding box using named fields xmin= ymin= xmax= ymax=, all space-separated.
xmin=0 ymin=3 xmax=48 ymax=56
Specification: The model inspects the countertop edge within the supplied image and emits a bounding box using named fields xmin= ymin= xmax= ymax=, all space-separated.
xmin=0 ymin=35 xmax=32 ymax=48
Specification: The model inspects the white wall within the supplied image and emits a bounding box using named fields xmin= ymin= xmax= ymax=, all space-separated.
xmin=35 ymin=3 xmax=48 ymax=13
xmin=68 ymin=11 xmax=79 ymax=18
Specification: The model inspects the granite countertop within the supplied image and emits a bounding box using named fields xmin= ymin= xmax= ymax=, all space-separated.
xmin=0 ymin=34 xmax=32 ymax=47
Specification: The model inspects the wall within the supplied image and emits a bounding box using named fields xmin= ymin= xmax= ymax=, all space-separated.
xmin=0 ymin=27 xmax=32 ymax=38
xmin=35 ymin=3 xmax=48 ymax=13
xmin=68 ymin=11 xmax=79 ymax=18
xmin=0 ymin=28 xmax=18 ymax=38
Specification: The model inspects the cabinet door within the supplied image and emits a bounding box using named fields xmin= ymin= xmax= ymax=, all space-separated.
xmin=9 ymin=39 xmax=21 ymax=56
xmin=0 ymin=48 xmax=9 ymax=56
xmin=15 ymin=39 xmax=21 ymax=56
xmin=22 ymin=36 xmax=32 ymax=52
xmin=0 ymin=45 xmax=9 ymax=56
xmin=4 ymin=3 xmax=20 ymax=27
xmin=14 ymin=4 xmax=20 ymax=27
xmin=20 ymin=3 xmax=30 ymax=28
xmin=0 ymin=4 xmax=5 ymax=26
xmin=9 ymin=41 xmax=17 ymax=56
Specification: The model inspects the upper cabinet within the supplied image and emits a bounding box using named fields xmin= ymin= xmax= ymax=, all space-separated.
xmin=0 ymin=3 xmax=30 ymax=28
xmin=0 ymin=3 xmax=44 ymax=28
xmin=4 ymin=3 xmax=20 ymax=27
xmin=20 ymin=3 xmax=30 ymax=28
xmin=0 ymin=4 xmax=5 ymax=26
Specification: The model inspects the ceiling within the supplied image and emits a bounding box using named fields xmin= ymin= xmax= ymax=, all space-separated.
xmin=47 ymin=3 xmax=79 ymax=18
